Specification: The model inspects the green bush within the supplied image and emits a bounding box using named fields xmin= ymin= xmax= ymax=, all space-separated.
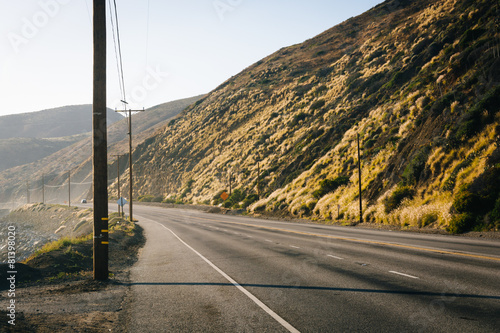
xmin=402 ymin=146 xmax=431 ymax=186
xmin=242 ymin=194 xmax=260 ymax=208
xmin=312 ymin=176 xmax=349 ymax=199
xmin=152 ymin=196 xmax=163 ymax=203
xmin=420 ymin=212 xmax=438 ymax=227
xmin=384 ymin=186 xmax=415 ymax=213
xmin=490 ymin=197 xmax=500 ymax=223
xmin=453 ymin=185 xmax=481 ymax=214
xmin=138 ymin=195 xmax=154 ymax=202
xmin=447 ymin=213 xmax=475 ymax=234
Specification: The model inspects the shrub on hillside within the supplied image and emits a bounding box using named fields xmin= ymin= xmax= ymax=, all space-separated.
xmin=243 ymin=194 xmax=260 ymax=208
xmin=402 ymin=146 xmax=431 ymax=186
xmin=447 ymin=213 xmax=475 ymax=234
xmin=138 ymin=195 xmax=154 ymax=202
xmin=383 ymin=186 xmax=415 ymax=213
xmin=312 ymin=176 xmax=349 ymax=199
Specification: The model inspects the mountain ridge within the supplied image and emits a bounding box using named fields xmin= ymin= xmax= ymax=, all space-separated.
xmin=0 ymin=105 xmax=122 ymax=139
xmin=0 ymin=95 xmax=205 ymax=203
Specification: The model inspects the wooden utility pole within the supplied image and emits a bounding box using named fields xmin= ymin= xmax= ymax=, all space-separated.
xmin=42 ymin=174 xmax=45 ymax=204
xmin=115 ymin=107 xmax=144 ymax=221
xmin=257 ymin=162 xmax=260 ymax=199
xmin=26 ymin=181 xmax=30 ymax=204
xmin=357 ymin=133 xmax=363 ymax=224
xmin=68 ymin=170 xmax=71 ymax=207
xmin=92 ymin=0 xmax=109 ymax=281
xmin=112 ymin=155 xmax=123 ymax=217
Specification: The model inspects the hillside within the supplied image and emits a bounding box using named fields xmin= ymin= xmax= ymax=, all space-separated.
xmin=126 ymin=0 xmax=500 ymax=233
xmin=0 ymin=134 xmax=89 ymax=172
xmin=0 ymin=95 xmax=204 ymax=203
xmin=0 ymin=105 xmax=122 ymax=139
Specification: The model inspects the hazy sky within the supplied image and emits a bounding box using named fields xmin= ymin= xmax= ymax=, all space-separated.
xmin=0 ymin=0 xmax=382 ymax=117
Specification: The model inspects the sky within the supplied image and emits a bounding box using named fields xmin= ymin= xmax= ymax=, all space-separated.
xmin=0 ymin=0 xmax=383 ymax=117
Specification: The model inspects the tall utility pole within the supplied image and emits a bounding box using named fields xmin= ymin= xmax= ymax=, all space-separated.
xmin=116 ymin=106 xmax=144 ymax=221
xmin=357 ymin=133 xmax=363 ymax=224
xmin=26 ymin=181 xmax=30 ymax=204
xmin=92 ymin=0 xmax=109 ymax=281
xmin=112 ymin=155 xmax=123 ymax=217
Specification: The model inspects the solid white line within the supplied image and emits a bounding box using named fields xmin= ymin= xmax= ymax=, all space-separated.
xmin=389 ymin=271 xmax=419 ymax=279
xmin=327 ymin=255 xmax=344 ymax=260
xmin=290 ymin=245 xmax=300 ymax=249
xmin=153 ymin=221 xmax=300 ymax=333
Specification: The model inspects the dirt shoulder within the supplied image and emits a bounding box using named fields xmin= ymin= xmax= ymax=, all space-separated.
xmin=0 ymin=211 xmax=145 ymax=332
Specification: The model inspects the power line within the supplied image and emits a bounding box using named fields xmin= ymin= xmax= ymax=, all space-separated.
xmin=146 ymin=0 xmax=150 ymax=67
xmin=108 ymin=0 xmax=126 ymax=102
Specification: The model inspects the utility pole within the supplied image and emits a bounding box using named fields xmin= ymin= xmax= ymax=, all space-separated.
xmin=26 ymin=181 xmax=30 ymax=204
xmin=115 ymin=106 xmax=144 ymax=222
xmin=92 ymin=0 xmax=108 ymax=281
xmin=357 ymin=133 xmax=363 ymax=224
xmin=68 ymin=170 xmax=71 ymax=207
xmin=42 ymin=174 xmax=45 ymax=204
xmin=229 ymin=170 xmax=233 ymax=196
xmin=112 ymin=155 xmax=123 ymax=217
xmin=257 ymin=162 xmax=261 ymax=199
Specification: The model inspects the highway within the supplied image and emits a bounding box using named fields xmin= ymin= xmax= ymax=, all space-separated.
xmin=121 ymin=205 xmax=500 ymax=332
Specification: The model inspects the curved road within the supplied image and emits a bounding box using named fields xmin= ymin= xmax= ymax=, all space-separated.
xmin=121 ymin=205 xmax=500 ymax=332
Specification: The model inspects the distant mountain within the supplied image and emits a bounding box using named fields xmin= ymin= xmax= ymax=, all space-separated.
xmin=0 ymin=95 xmax=205 ymax=203
xmin=0 ymin=105 xmax=122 ymax=139
xmin=0 ymin=134 xmax=88 ymax=172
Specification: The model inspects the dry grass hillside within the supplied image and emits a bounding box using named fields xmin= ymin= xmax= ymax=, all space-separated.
xmin=128 ymin=0 xmax=500 ymax=233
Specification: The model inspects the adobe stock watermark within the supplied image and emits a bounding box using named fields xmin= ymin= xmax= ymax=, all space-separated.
xmin=213 ymin=0 xmax=243 ymax=22
xmin=7 ymin=0 xmax=73 ymax=54
xmin=112 ymin=65 xmax=169 ymax=109
xmin=6 ymin=225 xmax=17 ymax=326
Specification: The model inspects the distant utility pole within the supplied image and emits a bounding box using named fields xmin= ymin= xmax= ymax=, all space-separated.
xmin=257 ymin=162 xmax=261 ymax=199
xmin=92 ymin=0 xmax=109 ymax=281
xmin=26 ymin=181 xmax=30 ymax=204
xmin=68 ymin=170 xmax=71 ymax=207
xmin=42 ymin=174 xmax=45 ymax=204
xmin=112 ymin=154 xmax=124 ymax=217
xmin=357 ymin=133 xmax=363 ymax=224
xmin=115 ymin=104 xmax=145 ymax=222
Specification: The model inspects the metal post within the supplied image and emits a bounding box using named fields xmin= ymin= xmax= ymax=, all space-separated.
xmin=357 ymin=133 xmax=363 ymax=224
xmin=92 ymin=0 xmax=108 ymax=281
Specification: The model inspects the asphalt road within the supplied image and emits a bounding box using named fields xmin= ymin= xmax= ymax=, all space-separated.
xmin=121 ymin=205 xmax=500 ymax=332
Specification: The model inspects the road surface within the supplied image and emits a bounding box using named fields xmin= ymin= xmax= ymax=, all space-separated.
xmin=120 ymin=205 xmax=500 ymax=332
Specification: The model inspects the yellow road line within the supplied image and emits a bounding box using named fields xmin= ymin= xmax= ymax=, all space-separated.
xmin=189 ymin=215 xmax=500 ymax=262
